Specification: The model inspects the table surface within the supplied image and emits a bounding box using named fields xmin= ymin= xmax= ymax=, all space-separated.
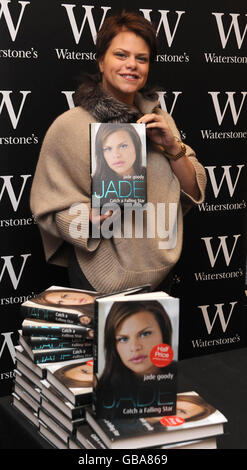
xmin=1 ymin=346 xmax=247 ymax=449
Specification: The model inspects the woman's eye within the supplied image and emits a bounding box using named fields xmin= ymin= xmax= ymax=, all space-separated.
xmin=120 ymin=144 xmax=127 ymax=149
xmin=116 ymin=337 xmax=128 ymax=343
xmin=103 ymin=147 xmax=111 ymax=152
xmin=141 ymin=330 xmax=152 ymax=338
xmin=115 ymin=52 xmax=126 ymax=59
xmin=137 ymin=56 xmax=148 ymax=63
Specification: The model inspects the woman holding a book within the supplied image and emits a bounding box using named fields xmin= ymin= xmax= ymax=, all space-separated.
xmin=30 ymin=11 xmax=206 ymax=294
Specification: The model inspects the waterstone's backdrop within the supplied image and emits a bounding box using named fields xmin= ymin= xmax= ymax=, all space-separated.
xmin=0 ymin=0 xmax=246 ymax=396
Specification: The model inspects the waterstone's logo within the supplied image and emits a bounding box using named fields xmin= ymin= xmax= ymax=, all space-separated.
xmin=201 ymin=91 xmax=247 ymax=140
xmin=191 ymin=301 xmax=241 ymax=351
xmin=204 ymin=13 xmax=247 ymax=64
xmin=194 ymin=235 xmax=243 ymax=282
xmin=198 ymin=165 xmax=246 ymax=213
xmin=0 ymin=0 xmax=38 ymax=58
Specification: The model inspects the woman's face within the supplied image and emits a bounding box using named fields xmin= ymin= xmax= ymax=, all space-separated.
xmin=79 ymin=315 xmax=92 ymax=325
xmin=44 ymin=291 xmax=94 ymax=306
xmin=176 ymin=400 xmax=204 ymax=421
xmin=115 ymin=310 xmax=163 ymax=375
xmin=99 ymin=30 xmax=150 ymax=105
xmin=64 ymin=363 xmax=93 ymax=385
xmin=102 ymin=129 xmax=137 ymax=176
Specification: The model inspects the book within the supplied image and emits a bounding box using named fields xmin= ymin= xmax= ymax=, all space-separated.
xmin=13 ymin=382 xmax=40 ymax=413
xmin=85 ymin=391 xmax=227 ymax=449
xmin=93 ymin=290 xmax=179 ymax=419
xmin=14 ymin=368 xmax=41 ymax=403
xmin=22 ymin=318 xmax=94 ymax=340
xmin=39 ymin=423 xmax=68 ymax=449
xmin=90 ymin=122 xmax=147 ymax=208
xmin=15 ymin=359 xmax=43 ymax=387
xmin=18 ymin=331 xmax=93 ymax=364
xmin=75 ymin=422 xmax=107 ymax=449
xmin=20 ymin=333 xmax=90 ymax=351
xmin=39 ymin=408 xmax=70 ymax=444
xmin=41 ymin=379 xmax=86 ymax=421
xmin=15 ymin=345 xmax=48 ymax=379
xmin=21 ymin=285 xmax=98 ymax=326
xmin=41 ymin=397 xmax=84 ymax=434
xmin=12 ymin=393 xmax=40 ymax=428
xmin=45 ymin=357 xmax=93 ymax=406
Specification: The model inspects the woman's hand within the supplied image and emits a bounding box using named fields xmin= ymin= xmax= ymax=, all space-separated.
xmin=89 ymin=208 xmax=112 ymax=227
xmin=137 ymin=113 xmax=181 ymax=155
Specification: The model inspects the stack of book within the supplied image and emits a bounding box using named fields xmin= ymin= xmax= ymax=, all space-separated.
xmin=11 ymin=285 xmax=228 ymax=450
xmin=12 ymin=285 xmax=99 ymax=449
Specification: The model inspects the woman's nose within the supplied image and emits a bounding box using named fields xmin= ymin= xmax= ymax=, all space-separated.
xmin=130 ymin=338 xmax=142 ymax=351
xmin=126 ymin=55 xmax=137 ymax=69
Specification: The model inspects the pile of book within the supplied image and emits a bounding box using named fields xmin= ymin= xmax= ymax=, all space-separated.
xmin=12 ymin=285 xmax=99 ymax=449
xmin=11 ymin=285 xmax=228 ymax=450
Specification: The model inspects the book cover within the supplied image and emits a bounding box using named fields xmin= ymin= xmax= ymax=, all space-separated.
xmin=93 ymin=291 xmax=179 ymax=419
xmin=45 ymin=357 xmax=93 ymax=406
xmin=21 ymin=285 xmax=97 ymax=327
xmin=90 ymin=123 xmax=147 ymax=209
xmin=19 ymin=330 xmax=92 ymax=352
xmin=18 ymin=331 xmax=93 ymax=364
xmin=86 ymin=391 xmax=227 ymax=449
xmin=22 ymin=318 xmax=94 ymax=340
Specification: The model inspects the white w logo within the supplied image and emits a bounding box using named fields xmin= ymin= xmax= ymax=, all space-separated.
xmin=212 ymin=12 xmax=247 ymax=49
xmin=0 ymin=254 xmax=31 ymax=289
xmin=208 ymin=91 xmax=247 ymax=125
xmin=205 ymin=165 xmax=244 ymax=198
xmin=0 ymin=0 xmax=30 ymax=41
xmin=157 ymin=91 xmax=182 ymax=116
xmin=61 ymin=4 xmax=111 ymax=44
xmin=201 ymin=235 xmax=241 ymax=268
xmin=0 ymin=175 xmax=32 ymax=211
xmin=140 ymin=9 xmax=185 ymax=47
xmin=198 ymin=302 xmax=237 ymax=334
xmin=0 ymin=90 xmax=31 ymax=129
xmin=0 ymin=332 xmax=15 ymax=363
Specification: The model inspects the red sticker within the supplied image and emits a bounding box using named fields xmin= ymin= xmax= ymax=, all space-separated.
xmin=87 ymin=360 xmax=93 ymax=367
xmin=150 ymin=343 xmax=173 ymax=368
xmin=160 ymin=416 xmax=185 ymax=427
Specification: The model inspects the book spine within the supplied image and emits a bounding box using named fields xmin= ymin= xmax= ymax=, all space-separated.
xmin=22 ymin=324 xmax=92 ymax=340
xmin=21 ymin=305 xmax=81 ymax=325
xmin=92 ymin=300 xmax=99 ymax=414
xmin=33 ymin=347 xmax=93 ymax=364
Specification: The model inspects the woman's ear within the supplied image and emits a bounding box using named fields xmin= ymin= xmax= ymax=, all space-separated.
xmin=98 ymin=58 xmax=104 ymax=73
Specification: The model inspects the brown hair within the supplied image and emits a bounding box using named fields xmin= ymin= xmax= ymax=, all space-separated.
xmin=96 ymin=10 xmax=158 ymax=63
xmin=176 ymin=394 xmax=216 ymax=422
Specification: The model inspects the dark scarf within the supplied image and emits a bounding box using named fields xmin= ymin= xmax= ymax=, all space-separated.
xmin=74 ymin=74 xmax=158 ymax=123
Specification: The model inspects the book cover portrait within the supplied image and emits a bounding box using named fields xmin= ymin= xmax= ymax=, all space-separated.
xmin=91 ymin=123 xmax=147 ymax=208
xmin=93 ymin=294 xmax=179 ymax=419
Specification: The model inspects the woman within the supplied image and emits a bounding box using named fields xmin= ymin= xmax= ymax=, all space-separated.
xmin=30 ymin=11 xmax=206 ymax=294
xmin=95 ymin=300 xmax=177 ymax=416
